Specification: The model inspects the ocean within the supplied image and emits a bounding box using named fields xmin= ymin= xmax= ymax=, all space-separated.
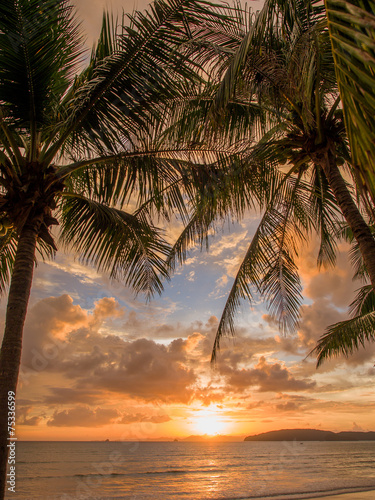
xmin=5 ymin=440 xmax=375 ymax=500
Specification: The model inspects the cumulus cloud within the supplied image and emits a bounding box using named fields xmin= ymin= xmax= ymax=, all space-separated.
xmin=47 ymin=407 xmax=120 ymax=427
xmin=15 ymin=285 xmax=375 ymax=434
xmin=297 ymin=299 xmax=347 ymax=350
xmin=303 ymin=249 xmax=357 ymax=308
xmin=20 ymin=295 xmax=198 ymax=404
xmin=92 ymin=297 xmax=124 ymax=320
xmin=77 ymin=337 xmax=196 ymax=403
xmin=43 ymin=387 xmax=106 ymax=405
xmin=16 ymin=407 xmax=43 ymax=426
xmin=223 ymin=356 xmax=316 ymax=393
xmin=21 ymin=294 xmax=86 ymax=367
xmin=119 ymin=413 xmax=171 ymax=424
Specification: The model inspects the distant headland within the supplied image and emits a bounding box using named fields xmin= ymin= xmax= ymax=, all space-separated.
xmin=244 ymin=428 xmax=375 ymax=441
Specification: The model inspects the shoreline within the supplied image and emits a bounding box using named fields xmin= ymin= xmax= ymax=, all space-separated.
xmin=305 ymin=490 xmax=375 ymax=500
xmin=247 ymin=488 xmax=375 ymax=500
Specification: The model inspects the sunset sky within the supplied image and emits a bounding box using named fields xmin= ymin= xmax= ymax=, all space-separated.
xmin=3 ymin=0 xmax=375 ymax=442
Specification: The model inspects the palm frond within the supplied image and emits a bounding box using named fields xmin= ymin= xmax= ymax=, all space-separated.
xmin=349 ymin=284 xmax=375 ymax=317
xmin=325 ymin=0 xmax=375 ymax=204
xmin=41 ymin=0 xmax=233 ymax=163
xmin=210 ymin=0 xmax=325 ymax=117
xmin=0 ymin=231 xmax=17 ymax=294
xmin=166 ymin=210 xmax=212 ymax=271
xmin=59 ymin=193 xmax=171 ymax=297
xmin=211 ymin=215 xmax=266 ymax=362
xmin=310 ymin=166 xmax=342 ymax=268
xmin=0 ymin=0 xmax=84 ymax=153
xmin=348 ymin=232 xmax=370 ymax=282
xmin=211 ymin=173 xmax=309 ymax=361
xmin=314 ymin=310 xmax=375 ymax=367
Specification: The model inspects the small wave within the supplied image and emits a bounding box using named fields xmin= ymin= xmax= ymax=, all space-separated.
xmin=144 ymin=468 xmax=226 ymax=475
xmin=74 ymin=472 xmax=127 ymax=478
xmin=146 ymin=469 xmax=187 ymax=475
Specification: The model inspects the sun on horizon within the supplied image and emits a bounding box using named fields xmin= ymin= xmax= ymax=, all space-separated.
xmin=193 ymin=412 xmax=227 ymax=436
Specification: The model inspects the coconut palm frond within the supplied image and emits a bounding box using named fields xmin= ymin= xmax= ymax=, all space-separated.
xmin=0 ymin=231 xmax=17 ymax=294
xmin=348 ymin=284 xmax=375 ymax=317
xmin=211 ymin=214 xmax=266 ymax=362
xmin=0 ymin=0 xmax=84 ymax=150
xmin=59 ymin=193 xmax=170 ymax=297
xmin=166 ymin=209 xmax=213 ymax=271
xmin=314 ymin=310 xmax=375 ymax=367
xmin=310 ymin=167 xmax=342 ymax=268
xmin=211 ymin=173 xmax=309 ymax=361
xmin=211 ymin=0 xmax=325 ymax=117
xmin=42 ymin=0 xmax=234 ymax=163
xmin=349 ymin=235 xmax=370 ymax=282
xmin=64 ymin=150 xmax=188 ymax=210
xmin=325 ymin=0 xmax=375 ymax=204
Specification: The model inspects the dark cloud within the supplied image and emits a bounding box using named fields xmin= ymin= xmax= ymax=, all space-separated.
xmin=223 ymin=356 xmax=316 ymax=393
xmin=15 ymin=289 xmax=375 ymax=435
xmin=119 ymin=413 xmax=171 ymax=424
xmin=275 ymin=401 xmax=300 ymax=412
xmin=43 ymin=387 xmax=106 ymax=405
xmin=47 ymin=407 xmax=119 ymax=427
xmin=21 ymin=294 xmax=87 ymax=369
xmin=79 ymin=338 xmax=196 ymax=404
xmin=298 ymin=298 xmax=347 ymax=350
xmin=16 ymin=407 xmax=43 ymax=426
xmin=19 ymin=295 xmax=198 ymax=404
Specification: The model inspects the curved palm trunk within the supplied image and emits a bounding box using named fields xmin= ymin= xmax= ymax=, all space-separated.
xmin=315 ymin=148 xmax=375 ymax=291
xmin=0 ymin=224 xmax=38 ymax=500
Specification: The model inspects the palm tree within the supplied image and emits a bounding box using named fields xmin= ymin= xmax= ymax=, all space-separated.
xmin=0 ymin=0 xmax=234 ymax=495
xmin=160 ymin=0 xmax=375 ymax=360
xmin=207 ymin=0 xmax=375 ymax=360
xmin=314 ymin=0 xmax=375 ymax=363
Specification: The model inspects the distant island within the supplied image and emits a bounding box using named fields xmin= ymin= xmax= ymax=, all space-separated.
xmin=244 ymin=429 xmax=375 ymax=441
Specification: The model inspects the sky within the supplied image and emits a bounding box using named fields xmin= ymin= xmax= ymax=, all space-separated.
xmin=3 ymin=0 xmax=375 ymax=442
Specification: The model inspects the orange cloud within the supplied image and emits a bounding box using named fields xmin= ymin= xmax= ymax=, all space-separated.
xmin=47 ymin=407 xmax=119 ymax=427
xmin=92 ymin=297 xmax=124 ymax=320
xmin=119 ymin=413 xmax=171 ymax=424
xmin=223 ymin=356 xmax=316 ymax=392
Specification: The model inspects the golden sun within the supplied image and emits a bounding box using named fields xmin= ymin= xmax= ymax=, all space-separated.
xmin=194 ymin=414 xmax=226 ymax=435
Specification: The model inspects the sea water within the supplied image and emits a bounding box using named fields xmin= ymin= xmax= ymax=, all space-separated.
xmin=6 ymin=440 xmax=375 ymax=500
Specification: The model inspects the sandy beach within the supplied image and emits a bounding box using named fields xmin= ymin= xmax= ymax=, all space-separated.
xmin=258 ymin=489 xmax=375 ymax=500
xmin=317 ymin=491 xmax=375 ymax=500
xmin=320 ymin=490 xmax=375 ymax=500
xmin=306 ymin=490 xmax=375 ymax=500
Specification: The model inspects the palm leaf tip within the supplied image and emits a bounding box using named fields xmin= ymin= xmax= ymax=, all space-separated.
xmin=313 ymin=310 xmax=375 ymax=367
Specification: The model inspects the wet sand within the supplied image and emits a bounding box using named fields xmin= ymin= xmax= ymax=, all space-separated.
xmin=256 ymin=489 xmax=375 ymax=500
xmin=316 ymin=491 xmax=375 ymax=500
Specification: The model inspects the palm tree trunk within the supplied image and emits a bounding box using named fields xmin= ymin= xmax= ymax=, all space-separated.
xmin=315 ymin=148 xmax=375 ymax=291
xmin=0 ymin=224 xmax=38 ymax=500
